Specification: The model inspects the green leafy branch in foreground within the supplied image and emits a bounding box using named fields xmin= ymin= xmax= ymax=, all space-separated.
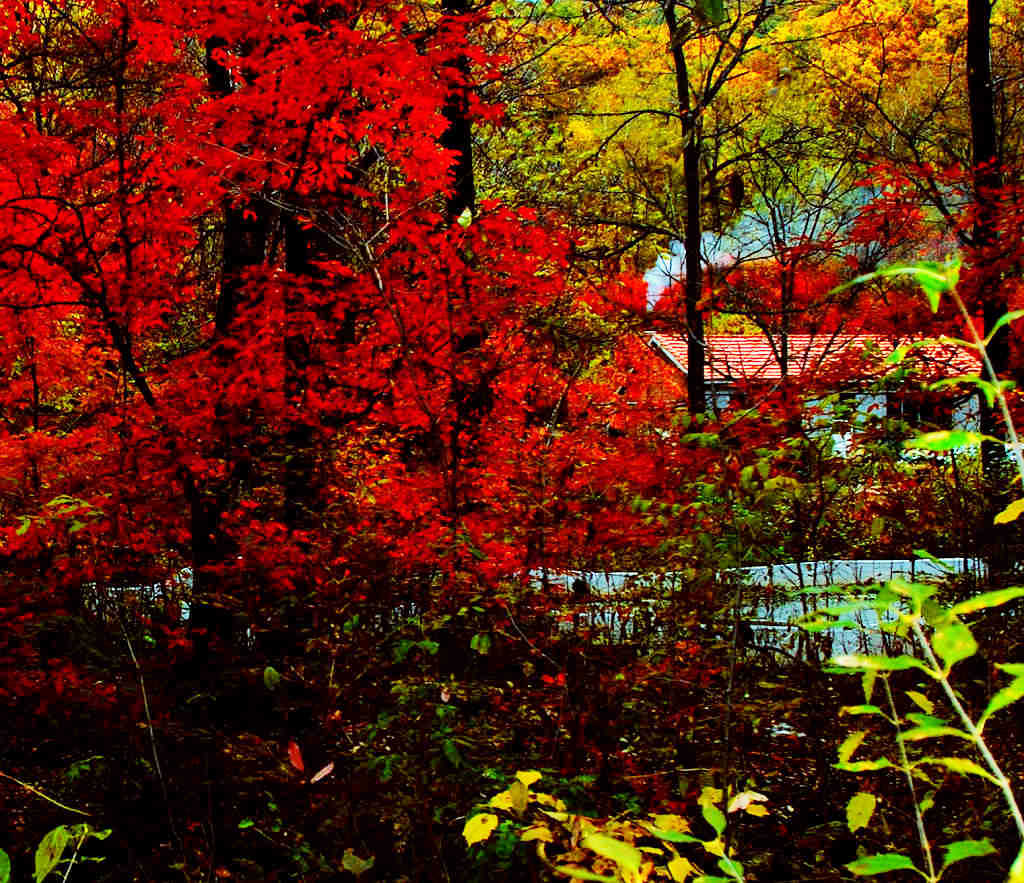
xmin=811 ymin=578 xmax=1024 ymax=880
xmin=824 ymin=258 xmax=1024 ymax=881
xmin=463 ymin=770 xmax=765 ymax=882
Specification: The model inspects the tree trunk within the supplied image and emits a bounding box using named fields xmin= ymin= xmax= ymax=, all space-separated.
xmin=665 ymin=0 xmax=706 ymax=410
xmin=196 ymin=36 xmax=269 ymax=593
xmin=968 ymin=0 xmax=1006 ymax=425
xmin=283 ymin=216 xmax=316 ymax=534
xmin=441 ymin=0 xmax=476 ymax=221
xmin=967 ymin=0 xmax=1010 ymax=570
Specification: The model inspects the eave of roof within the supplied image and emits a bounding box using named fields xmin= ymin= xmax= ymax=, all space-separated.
xmin=647 ymin=332 xmax=980 ymax=384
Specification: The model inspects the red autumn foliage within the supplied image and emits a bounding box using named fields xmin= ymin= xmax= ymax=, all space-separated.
xmin=0 ymin=3 xmax=1020 ymax=881
xmin=0 ymin=0 xmax=683 ymax=707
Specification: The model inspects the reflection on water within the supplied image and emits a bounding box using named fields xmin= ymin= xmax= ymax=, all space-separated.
xmin=543 ymin=558 xmax=980 ymax=661
xmin=85 ymin=559 xmax=978 ymax=663
xmin=746 ymin=591 xmax=910 ymax=660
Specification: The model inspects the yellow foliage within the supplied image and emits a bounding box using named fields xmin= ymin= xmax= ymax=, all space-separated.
xmin=667 ymin=855 xmax=697 ymax=881
xmin=463 ymin=812 xmax=499 ymax=846
xmin=512 ymin=766 xmax=544 ymax=786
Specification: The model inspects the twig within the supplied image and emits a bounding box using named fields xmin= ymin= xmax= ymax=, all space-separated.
xmin=0 ymin=770 xmax=90 ymax=816
xmin=882 ymin=675 xmax=936 ymax=880
xmin=119 ymin=618 xmax=181 ymax=848
xmin=721 ymin=577 xmax=743 ymax=851
xmin=500 ymin=600 xmax=561 ymax=672
xmin=948 ymin=289 xmax=1024 ymax=482
xmin=60 ymin=829 xmax=87 ymax=883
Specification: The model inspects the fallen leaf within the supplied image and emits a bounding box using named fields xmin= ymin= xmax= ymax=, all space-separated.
xmin=288 ymin=741 xmax=304 ymax=772
xmin=309 ymin=761 xmax=334 ymax=783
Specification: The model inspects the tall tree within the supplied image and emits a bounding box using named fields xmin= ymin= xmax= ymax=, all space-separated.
xmin=966 ymin=0 xmax=1010 ymax=483
xmin=477 ymin=0 xmax=774 ymax=409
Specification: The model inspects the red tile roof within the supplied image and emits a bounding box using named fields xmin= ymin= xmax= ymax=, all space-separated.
xmin=647 ymin=333 xmax=980 ymax=384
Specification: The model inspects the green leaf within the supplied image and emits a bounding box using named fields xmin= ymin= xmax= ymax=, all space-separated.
xmin=581 ymin=834 xmax=642 ymax=874
xmin=717 ymin=856 xmax=744 ymax=879
xmin=887 ymin=577 xmax=938 ymax=609
xmin=463 ymin=813 xmax=499 ymax=846
xmin=885 ymin=344 xmax=911 ymax=366
xmin=341 ymin=848 xmax=376 ymax=876
xmin=701 ymin=804 xmax=727 ymax=837
xmin=832 ymin=654 xmax=934 ymax=675
xmin=846 ymin=852 xmax=921 ymax=875
xmin=696 ymin=0 xmax=725 ymax=24
xmin=442 ymin=738 xmax=462 ymax=768
xmin=840 ymin=704 xmax=886 ymax=717
xmin=899 ymin=725 xmax=972 ymax=741
xmin=922 ymin=598 xmax=951 ymax=628
xmin=238 ymin=819 xmax=255 ymax=829
xmin=993 ymin=500 xmax=1024 ymax=525
xmin=1009 ymin=844 xmax=1024 ymax=883
xmin=552 ymin=867 xmax=617 ymax=882
xmin=980 ymin=676 xmax=1024 ymax=727
xmin=263 ymin=666 xmax=281 ymax=691
xmin=904 ymin=430 xmax=990 ymax=452
xmin=836 ymin=758 xmax=896 ymax=772
xmin=878 ymin=260 xmax=960 ymax=311
xmin=986 ymin=309 xmax=1024 ymax=343
xmin=905 ymin=691 xmax=933 ymax=714
xmin=469 ymin=633 xmax=492 ymax=655
xmin=941 ymin=838 xmax=996 ymax=869
xmin=929 ymin=375 xmax=984 ymax=395
xmin=67 ymin=824 xmax=109 ymax=842
xmin=456 ymin=207 xmax=473 ymax=228
xmin=840 ymin=260 xmax=957 ymax=311
xmin=917 ymin=756 xmax=998 ymax=783
xmin=972 ymin=378 xmax=1016 ymax=408
xmin=907 ymin=712 xmax=950 ymax=728
xmin=0 ymin=849 xmax=10 ymax=883
xmin=863 ymin=670 xmax=877 ymax=703
xmin=846 ymin=792 xmax=877 ymax=833
xmin=913 ymin=549 xmax=954 ymax=571
xmin=647 ymin=827 xmax=700 ymax=844
xmin=950 ymin=587 xmax=1024 ymax=615
xmin=35 ymin=826 xmax=71 ymax=883
xmin=838 ymin=731 xmax=867 ymax=763
xmin=932 ymin=621 xmax=978 ymax=669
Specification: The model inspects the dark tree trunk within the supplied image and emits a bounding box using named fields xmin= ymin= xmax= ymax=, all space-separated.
xmin=441 ymin=0 xmax=476 ymax=222
xmin=967 ymin=0 xmax=1011 ymax=568
xmin=665 ymin=0 xmax=706 ymax=410
xmin=283 ymin=216 xmax=316 ymax=533
xmin=194 ymin=36 xmax=269 ymax=593
xmin=966 ymin=0 xmax=1007 ymax=518
xmin=206 ymin=35 xmax=269 ymax=336
xmin=968 ymin=0 xmax=1006 ymax=386
xmin=218 ymin=206 xmax=269 ymax=334
xmin=438 ymin=0 xmax=479 ymax=537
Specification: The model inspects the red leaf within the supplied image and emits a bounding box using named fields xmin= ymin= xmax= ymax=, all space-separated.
xmin=288 ymin=741 xmax=304 ymax=772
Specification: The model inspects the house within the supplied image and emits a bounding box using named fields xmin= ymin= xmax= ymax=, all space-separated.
xmin=647 ymin=332 xmax=981 ymax=451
